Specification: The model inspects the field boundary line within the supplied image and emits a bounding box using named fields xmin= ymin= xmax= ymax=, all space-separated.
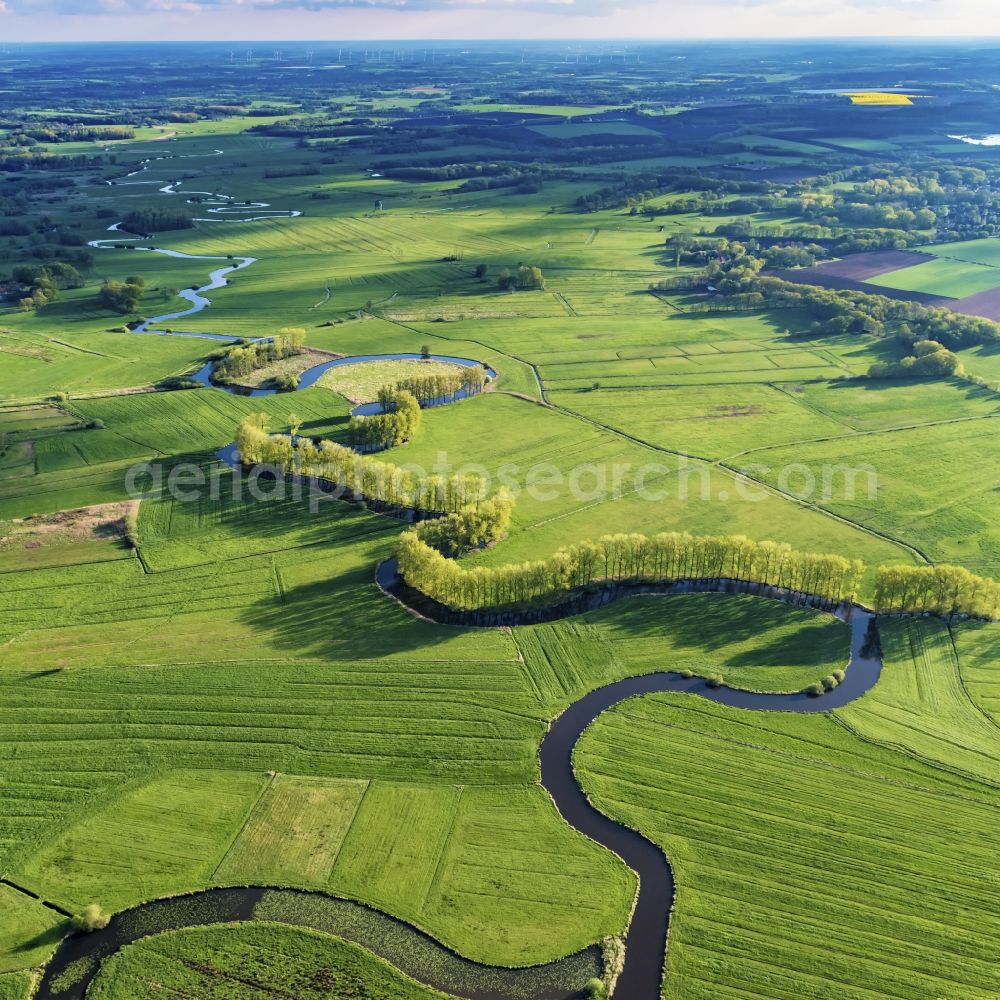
xmin=329 ymin=779 xmax=375 ymax=884
xmin=767 ymin=379 xmax=859 ymax=431
xmin=321 ymin=778 xmax=371 ymax=882
xmin=553 ymin=291 xmax=579 ymax=316
xmin=715 ymin=459 xmax=932 ymax=564
xmin=4 ymin=767 xmax=161 ymax=894
xmin=829 ymin=713 xmax=1000 ymax=798
xmin=490 ymin=389 xmax=928 ymax=563
xmin=0 ymin=878 xmax=74 ymax=918
xmin=271 ymin=557 xmax=286 ymax=604
xmin=726 ymin=407 xmax=1000 ymax=462
xmin=510 ymin=630 xmax=547 ymax=708
xmin=47 ymin=338 xmax=122 ymax=360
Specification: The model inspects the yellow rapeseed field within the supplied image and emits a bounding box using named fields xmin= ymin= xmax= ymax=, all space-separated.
xmin=841 ymin=91 xmax=915 ymax=105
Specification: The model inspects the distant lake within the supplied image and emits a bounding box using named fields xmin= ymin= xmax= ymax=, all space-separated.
xmin=949 ymin=134 xmax=1000 ymax=146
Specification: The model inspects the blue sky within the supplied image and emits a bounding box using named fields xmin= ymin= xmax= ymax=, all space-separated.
xmin=0 ymin=0 xmax=994 ymax=43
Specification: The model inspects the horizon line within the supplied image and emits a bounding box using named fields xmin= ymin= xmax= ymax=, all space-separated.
xmin=5 ymin=35 xmax=1000 ymax=44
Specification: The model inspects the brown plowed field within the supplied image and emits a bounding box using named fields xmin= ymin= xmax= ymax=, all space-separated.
xmin=809 ymin=249 xmax=935 ymax=280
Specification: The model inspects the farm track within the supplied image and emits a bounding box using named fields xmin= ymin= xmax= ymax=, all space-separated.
xmin=533 ymin=392 xmax=931 ymax=565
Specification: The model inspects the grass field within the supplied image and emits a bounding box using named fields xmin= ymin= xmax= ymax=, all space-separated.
xmin=952 ymin=621 xmax=1000 ymax=719
xmin=921 ymin=238 xmax=1000 ymax=268
xmin=837 ymin=619 xmax=1000 ymax=786
xmin=88 ymin=923 xmax=449 ymax=1000
xmin=744 ymin=418 xmax=1000 ymax=574
xmin=787 ymin=378 xmax=1000 ymax=432
xmin=17 ymin=769 xmax=629 ymax=965
xmin=548 ymin=384 xmax=848 ymax=459
xmin=0 ymin=327 xmax=211 ymax=403
xmin=0 ymin=974 xmax=31 ymax=1000
xmin=576 ymin=694 xmax=1000 ymax=1000
xmin=0 ymin=406 xmax=80 ymax=434
xmin=0 ymin=388 xmax=351 ymax=519
xmin=401 ymin=392 xmax=914 ymax=577
xmin=0 ymin=885 xmax=66 ymax=973
xmin=215 ymin=775 xmax=369 ymax=885
xmin=0 ymin=561 xmax=851 ymax=972
xmin=867 ymin=256 xmax=1000 ymax=298
xmin=517 ymin=593 xmax=850 ymax=698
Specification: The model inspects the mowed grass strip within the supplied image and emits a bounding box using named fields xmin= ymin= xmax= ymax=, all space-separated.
xmin=0 ymin=406 xmax=79 ymax=435
xmin=216 ymin=775 xmax=369 ymax=886
xmin=331 ymin=782 xmax=462 ymax=919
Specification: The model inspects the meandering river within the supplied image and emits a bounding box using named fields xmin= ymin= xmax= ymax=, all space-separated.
xmin=70 ymin=145 xmax=886 ymax=999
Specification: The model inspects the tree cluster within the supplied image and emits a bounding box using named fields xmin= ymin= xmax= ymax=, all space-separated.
xmin=572 ymin=168 xmax=749 ymax=213
xmin=119 ymin=207 xmax=194 ymax=236
xmin=413 ymin=489 xmax=515 ymax=556
xmin=234 ymin=414 xmax=488 ymax=513
xmin=868 ymin=339 xmax=962 ymax=380
xmin=696 ymin=266 xmax=1000 ymax=352
xmin=212 ymin=328 xmax=306 ymax=383
xmin=348 ymin=389 xmax=421 ymax=451
xmin=497 ymin=265 xmax=545 ymax=291
xmin=2 ymin=261 xmax=84 ymax=310
xmin=873 ymin=564 xmax=998 ymax=619
xmin=27 ymin=125 xmax=135 ymax=143
xmin=391 ymin=365 xmax=487 ymax=405
xmin=97 ymin=275 xmax=145 ymax=314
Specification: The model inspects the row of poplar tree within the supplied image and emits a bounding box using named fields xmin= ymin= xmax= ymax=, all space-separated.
xmin=234 ymin=415 xmax=998 ymax=619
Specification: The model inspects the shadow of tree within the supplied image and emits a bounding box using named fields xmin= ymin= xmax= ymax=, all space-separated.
xmin=583 ymin=593 xmax=847 ymax=671
xmin=16 ymin=918 xmax=72 ymax=954
xmin=240 ymin=571 xmax=461 ymax=661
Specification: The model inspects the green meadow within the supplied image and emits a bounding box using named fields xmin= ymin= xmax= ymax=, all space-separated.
xmin=868 ymin=255 xmax=1000 ymax=297
xmin=0 ymin=79 xmax=998 ymax=1000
